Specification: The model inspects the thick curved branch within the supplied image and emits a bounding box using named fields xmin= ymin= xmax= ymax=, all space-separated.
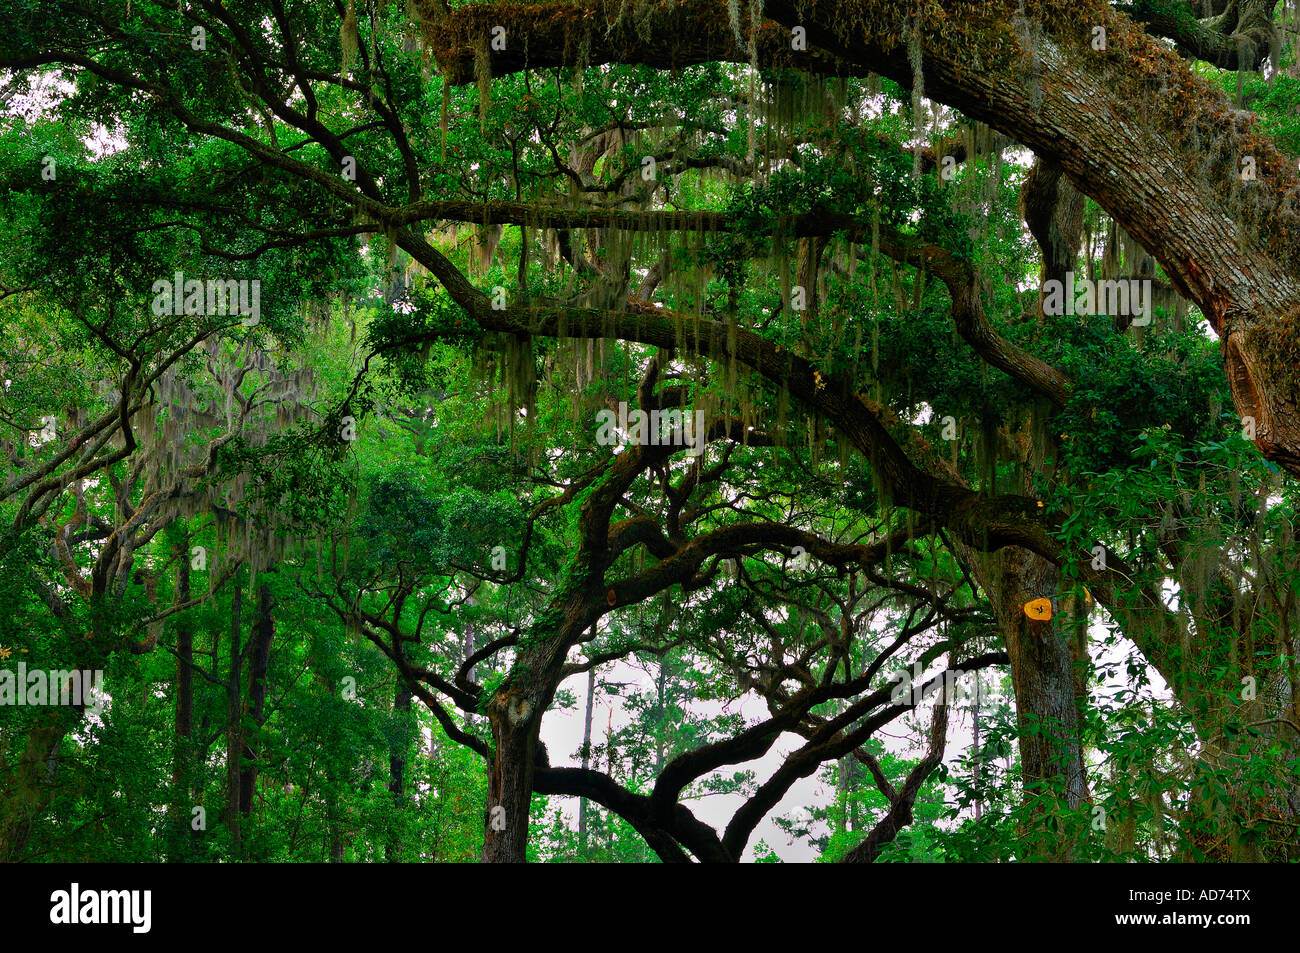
xmin=418 ymin=0 xmax=1300 ymax=474
xmin=418 ymin=0 xmax=866 ymax=84
xmin=1120 ymin=0 xmax=1280 ymax=70
xmin=842 ymin=693 xmax=950 ymax=863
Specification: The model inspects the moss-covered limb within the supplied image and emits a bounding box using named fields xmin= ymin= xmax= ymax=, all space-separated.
xmin=395 ymin=224 xmax=1066 ymax=554
xmin=419 ymin=0 xmax=1300 ymax=473
xmin=397 ymin=205 xmax=1070 ymax=408
xmin=534 ymin=765 xmax=729 ymax=861
xmin=392 ymin=198 xmax=876 ymax=239
xmin=398 ymin=207 xmax=1076 ymax=410
xmin=759 ymin=0 xmax=1300 ymax=472
xmin=416 ymin=0 xmax=866 ymax=85
xmin=604 ymin=518 xmax=916 ymax=610
xmin=864 ymin=224 xmax=1076 ymax=407
xmin=1116 ymin=0 xmax=1281 ymax=70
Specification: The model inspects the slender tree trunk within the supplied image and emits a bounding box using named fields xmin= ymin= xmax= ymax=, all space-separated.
xmin=239 ymin=581 xmax=274 ymax=818
xmin=169 ymin=551 xmax=195 ymax=861
xmin=386 ymin=682 xmax=412 ymax=863
xmin=224 ymin=584 xmax=243 ymax=859
xmin=578 ymin=664 xmax=596 ymax=859
xmin=971 ymin=672 xmax=983 ymax=822
xmin=326 ymin=789 xmax=346 ymax=862
xmin=654 ymin=656 xmax=668 ymax=774
xmin=837 ymin=755 xmax=852 ymax=836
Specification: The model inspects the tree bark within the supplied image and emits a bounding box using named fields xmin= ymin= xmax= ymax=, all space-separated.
xmin=168 ymin=550 xmax=195 ymax=861
xmin=239 ymin=581 xmax=275 ymax=818
xmin=0 ymin=711 xmax=75 ymax=861
xmin=224 ymin=584 xmax=243 ymax=859
xmin=482 ymin=693 xmax=540 ymax=863
xmin=988 ymin=548 xmax=1090 ymax=858
xmin=482 ymin=575 xmax=606 ymax=862
xmin=578 ymin=664 xmax=596 ymax=859
xmin=386 ymin=682 xmax=412 ymax=863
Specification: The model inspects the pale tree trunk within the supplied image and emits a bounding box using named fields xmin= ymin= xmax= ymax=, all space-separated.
xmin=836 ymin=756 xmax=852 ymax=836
xmin=654 ymin=658 xmax=668 ymax=774
xmin=578 ymin=664 xmax=596 ymax=859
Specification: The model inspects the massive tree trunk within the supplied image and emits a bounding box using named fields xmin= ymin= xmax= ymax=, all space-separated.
xmin=480 ymin=633 xmax=581 ymax=863
xmin=991 ymin=549 xmax=1089 ymax=853
xmin=482 ymin=576 xmax=605 ymax=862
xmin=0 ymin=710 xmax=77 ymax=861
xmin=482 ymin=687 xmax=542 ymax=863
xmin=956 ymin=540 xmax=1089 ymax=859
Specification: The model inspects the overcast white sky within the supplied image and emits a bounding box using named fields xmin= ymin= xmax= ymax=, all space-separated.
xmin=530 ymin=609 xmax=1171 ymax=862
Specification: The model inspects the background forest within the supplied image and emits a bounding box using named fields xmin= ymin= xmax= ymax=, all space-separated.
xmin=1 ymin=0 xmax=1299 ymax=863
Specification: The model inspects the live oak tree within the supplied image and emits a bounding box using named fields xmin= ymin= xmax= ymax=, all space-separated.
xmin=2 ymin=0 xmax=1298 ymax=862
